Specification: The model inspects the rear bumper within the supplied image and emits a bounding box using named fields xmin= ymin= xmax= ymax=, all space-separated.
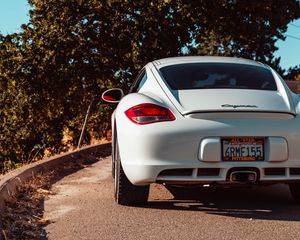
xmin=116 ymin=113 xmax=300 ymax=185
xmin=122 ymin=162 xmax=300 ymax=185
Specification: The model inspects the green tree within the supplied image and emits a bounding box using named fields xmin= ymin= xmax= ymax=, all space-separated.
xmin=0 ymin=34 xmax=46 ymax=170
xmin=1 ymin=0 xmax=300 ymax=172
xmin=188 ymin=0 xmax=300 ymax=74
xmin=285 ymin=65 xmax=300 ymax=81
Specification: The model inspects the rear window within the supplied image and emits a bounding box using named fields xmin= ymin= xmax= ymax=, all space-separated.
xmin=159 ymin=63 xmax=277 ymax=91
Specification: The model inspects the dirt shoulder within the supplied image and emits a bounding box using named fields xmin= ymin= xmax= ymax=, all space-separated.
xmin=1 ymin=149 xmax=110 ymax=240
xmin=3 ymin=152 xmax=300 ymax=240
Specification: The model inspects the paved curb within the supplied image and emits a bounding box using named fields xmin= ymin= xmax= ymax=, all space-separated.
xmin=0 ymin=143 xmax=111 ymax=214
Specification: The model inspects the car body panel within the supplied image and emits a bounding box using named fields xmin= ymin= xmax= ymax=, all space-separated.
xmin=116 ymin=108 xmax=300 ymax=185
xmin=151 ymin=60 xmax=296 ymax=115
xmin=161 ymin=89 xmax=294 ymax=115
xmin=111 ymin=56 xmax=300 ymax=186
xmin=152 ymin=56 xmax=265 ymax=68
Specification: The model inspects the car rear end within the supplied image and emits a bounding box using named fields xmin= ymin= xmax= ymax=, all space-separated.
xmin=118 ymin=107 xmax=300 ymax=186
xmin=117 ymin=57 xmax=300 ymax=188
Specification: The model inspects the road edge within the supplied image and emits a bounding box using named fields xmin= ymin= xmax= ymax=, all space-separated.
xmin=0 ymin=143 xmax=111 ymax=215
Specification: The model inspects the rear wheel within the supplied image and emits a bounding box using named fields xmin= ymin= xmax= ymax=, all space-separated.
xmin=112 ymin=146 xmax=115 ymax=179
xmin=114 ymin=142 xmax=149 ymax=205
xmin=289 ymin=183 xmax=300 ymax=202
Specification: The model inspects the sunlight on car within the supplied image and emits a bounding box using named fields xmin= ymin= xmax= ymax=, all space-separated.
xmin=102 ymin=56 xmax=300 ymax=206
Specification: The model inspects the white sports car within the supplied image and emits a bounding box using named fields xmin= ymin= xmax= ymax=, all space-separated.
xmin=102 ymin=56 xmax=300 ymax=205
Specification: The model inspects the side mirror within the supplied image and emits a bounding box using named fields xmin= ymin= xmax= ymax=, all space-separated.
xmin=102 ymin=88 xmax=124 ymax=103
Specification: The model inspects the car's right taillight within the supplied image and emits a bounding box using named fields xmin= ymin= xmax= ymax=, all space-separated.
xmin=124 ymin=103 xmax=176 ymax=125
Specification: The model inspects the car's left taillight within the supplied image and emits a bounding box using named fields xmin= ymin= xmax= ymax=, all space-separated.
xmin=124 ymin=103 xmax=176 ymax=124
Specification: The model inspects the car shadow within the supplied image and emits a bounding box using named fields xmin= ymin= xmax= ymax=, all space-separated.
xmin=142 ymin=184 xmax=300 ymax=221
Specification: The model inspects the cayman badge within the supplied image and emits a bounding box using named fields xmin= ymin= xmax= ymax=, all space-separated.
xmin=221 ymin=104 xmax=258 ymax=109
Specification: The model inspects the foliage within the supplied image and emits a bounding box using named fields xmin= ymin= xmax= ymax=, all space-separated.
xmin=1 ymin=0 xmax=300 ymax=172
xmin=188 ymin=0 xmax=300 ymax=74
xmin=286 ymin=65 xmax=300 ymax=81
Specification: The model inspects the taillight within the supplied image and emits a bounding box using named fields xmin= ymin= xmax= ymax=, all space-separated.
xmin=125 ymin=103 xmax=176 ymax=124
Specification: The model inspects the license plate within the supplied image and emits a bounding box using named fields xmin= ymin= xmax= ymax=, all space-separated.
xmin=222 ymin=137 xmax=264 ymax=161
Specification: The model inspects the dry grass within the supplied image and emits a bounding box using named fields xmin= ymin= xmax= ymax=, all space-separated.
xmin=0 ymin=143 xmax=111 ymax=239
xmin=1 ymin=172 xmax=54 ymax=240
xmin=1 ymin=161 xmax=86 ymax=240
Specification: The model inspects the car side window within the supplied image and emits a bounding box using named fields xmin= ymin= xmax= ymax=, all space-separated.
xmin=130 ymin=69 xmax=147 ymax=93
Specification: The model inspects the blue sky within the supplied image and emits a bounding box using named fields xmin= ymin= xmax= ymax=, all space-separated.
xmin=0 ymin=1 xmax=30 ymax=35
xmin=0 ymin=1 xmax=300 ymax=70
xmin=274 ymin=19 xmax=300 ymax=70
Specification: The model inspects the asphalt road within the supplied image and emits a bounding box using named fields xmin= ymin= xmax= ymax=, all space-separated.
xmin=44 ymin=157 xmax=300 ymax=240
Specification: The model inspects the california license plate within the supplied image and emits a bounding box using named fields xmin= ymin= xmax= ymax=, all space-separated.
xmin=222 ymin=137 xmax=264 ymax=161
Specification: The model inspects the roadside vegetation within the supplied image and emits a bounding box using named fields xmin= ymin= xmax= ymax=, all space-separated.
xmin=1 ymin=158 xmax=96 ymax=239
xmin=2 ymin=172 xmax=53 ymax=239
xmin=1 ymin=0 xmax=300 ymax=173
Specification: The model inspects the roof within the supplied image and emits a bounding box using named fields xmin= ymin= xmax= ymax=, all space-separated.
xmin=152 ymin=56 xmax=267 ymax=68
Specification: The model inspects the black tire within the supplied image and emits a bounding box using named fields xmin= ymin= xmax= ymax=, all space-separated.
xmin=112 ymin=146 xmax=115 ymax=179
xmin=289 ymin=183 xmax=300 ymax=202
xmin=114 ymin=142 xmax=149 ymax=205
xmin=112 ymin=159 xmax=115 ymax=179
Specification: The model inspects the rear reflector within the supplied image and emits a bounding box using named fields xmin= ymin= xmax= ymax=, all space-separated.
xmin=264 ymin=168 xmax=286 ymax=176
xmin=197 ymin=168 xmax=220 ymax=176
xmin=125 ymin=103 xmax=175 ymax=124
xmin=158 ymin=169 xmax=193 ymax=177
xmin=290 ymin=168 xmax=300 ymax=175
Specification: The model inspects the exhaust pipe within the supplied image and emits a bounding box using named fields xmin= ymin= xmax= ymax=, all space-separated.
xmin=230 ymin=171 xmax=257 ymax=183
